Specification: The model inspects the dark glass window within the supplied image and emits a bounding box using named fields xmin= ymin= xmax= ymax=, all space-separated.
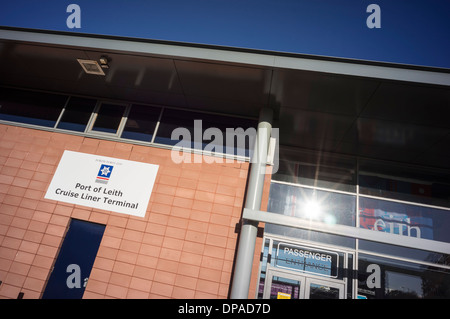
xmin=264 ymin=182 xmax=356 ymax=248
xmin=121 ymin=104 xmax=161 ymax=142
xmin=272 ymin=151 xmax=356 ymax=193
xmin=153 ymin=108 xmax=198 ymax=146
xmin=358 ymin=254 xmax=450 ymax=299
xmin=91 ymin=103 xmax=126 ymax=134
xmin=0 ymin=88 xmax=67 ymax=127
xmin=267 ymin=183 xmax=356 ymax=227
xmin=57 ymin=97 xmax=97 ymax=132
xmin=359 ymin=159 xmax=450 ymax=208
xmin=359 ymin=240 xmax=450 ymax=266
xmin=154 ymin=108 xmax=257 ymax=156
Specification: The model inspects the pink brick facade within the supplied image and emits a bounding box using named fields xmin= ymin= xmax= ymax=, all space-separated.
xmin=0 ymin=124 xmax=269 ymax=299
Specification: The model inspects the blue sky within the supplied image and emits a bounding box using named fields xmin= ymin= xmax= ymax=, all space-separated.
xmin=1 ymin=0 xmax=449 ymax=68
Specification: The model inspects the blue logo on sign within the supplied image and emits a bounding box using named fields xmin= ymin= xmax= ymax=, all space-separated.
xmin=96 ymin=164 xmax=113 ymax=184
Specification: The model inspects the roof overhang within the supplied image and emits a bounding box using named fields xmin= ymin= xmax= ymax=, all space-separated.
xmin=1 ymin=27 xmax=450 ymax=169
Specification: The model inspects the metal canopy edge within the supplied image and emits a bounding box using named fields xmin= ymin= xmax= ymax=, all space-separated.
xmin=1 ymin=28 xmax=450 ymax=86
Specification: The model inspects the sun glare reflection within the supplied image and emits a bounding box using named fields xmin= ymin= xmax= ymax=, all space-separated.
xmin=303 ymin=199 xmax=322 ymax=220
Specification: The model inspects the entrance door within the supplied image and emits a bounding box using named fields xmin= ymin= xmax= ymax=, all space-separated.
xmin=263 ymin=266 xmax=345 ymax=299
xmin=263 ymin=268 xmax=306 ymax=299
xmin=305 ymin=277 xmax=345 ymax=299
xmin=42 ymin=219 xmax=105 ymax=299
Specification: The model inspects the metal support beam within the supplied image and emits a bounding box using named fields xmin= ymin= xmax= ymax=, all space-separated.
xmin=230 ymin=107 xmax=273 ymax=299
xmin=243 ymin=208 xmax=450 ymax=255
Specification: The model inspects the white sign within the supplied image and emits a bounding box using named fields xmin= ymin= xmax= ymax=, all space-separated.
xmin=45 ymin=151 xmax=159 ymax=218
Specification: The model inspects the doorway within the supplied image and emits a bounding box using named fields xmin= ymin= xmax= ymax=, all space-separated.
xmin=263 ymin=265 xmax=345 ymax=299
xmin=42 ymin=219 xmax=105 ymax=299
xmin=258 ymin=236 xmax=353 ymax=299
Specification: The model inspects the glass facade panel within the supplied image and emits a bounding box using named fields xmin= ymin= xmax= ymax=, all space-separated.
xmin=359 ymin=196 xmax=450 ymax=243
xmin=257 ymin=237 xmax=352 ymax=299
xmin=272 ymin=152 xmax=356 ymax=192
xmin=262 ymin=150 xmax=450 ymax=299
xmin=91 ymin=103 xmax=126 ymax=134
xmin=359 ymin=240 xmax=450 ymax=266
xmin=0 ymin=87 xmax=258 ymax=156
xmin=358 ymin=254 xmax=450 ymax=299
xmin=0 ymin=88 xmax=67 ymax=127
xmin=269 ymin=276 xmax=301 ymax=299
xmin=121 ymin=104 xmax=161 ymax=142
xmin=359 ymin=159 xmax=450 ymax=208
xmin=154 ymin=108 xmax=257 ymax=156
xmin=265 ymin=225 xmax=356 ymax=249
xmin=309 ymin=283 xmax=340 ymax=299
xmin=57 ymin=97 xmax=97 ymax=132
xmin=268 ymin=182 xmax=356 ymax=227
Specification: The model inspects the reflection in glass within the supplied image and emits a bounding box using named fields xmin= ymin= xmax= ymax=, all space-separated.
xmin=359 ymin=196 xmax=450 ymax=243
xmin=265 ymin=183 xmax=356 ymax=248
xmin=358 ymin=253 xmax=450 ymax=299
xmin=269 ymin=276 xmax=301 ymax=299
xmin=268 ymin=183 xmax=356 ymax=227
xmin=359 ymin=239 xmax=450 ymax=266
xmin=309 ymin=283 xmax=340 ymax=299
xmin=154 ymin=108 xmax=257 ymax=156
xmin=57 ymin=97 xmax=97 ymax=132
xmin=121 ymin=104 xmax=161 ymax=141
xmin=92 ymin=103 xmax=126 ymax=134
xmin=275 ymin=242 xmax=339 ymax=278
xmin=265 ymin=224 xmax=356 ymax=249
xmin=272 ymin=151 xmax=356 ymax=192
xmin=0 ymin=88 xmax=67 ymax=127
xmin=385 ymin=271 xmax=423 ymax=298
xmin=359 ymin=159 xmax=450 ymax=208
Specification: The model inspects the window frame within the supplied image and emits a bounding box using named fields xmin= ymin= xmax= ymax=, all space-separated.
xmin=0 ymin=87 xmax=69 ymax=128
xmin=54 ymin=96 xmax=98 ymax=133
xmin=86 ymin=101 xmax=130 ymax=137
xmin=120 ymin=103 xmax=163 ymax=143
xmin=0 ymin=86 xmax=258 ymax=162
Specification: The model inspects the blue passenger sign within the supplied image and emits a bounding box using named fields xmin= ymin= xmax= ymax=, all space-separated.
xmin=276 ymin=242 xmax=339 ymax=278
